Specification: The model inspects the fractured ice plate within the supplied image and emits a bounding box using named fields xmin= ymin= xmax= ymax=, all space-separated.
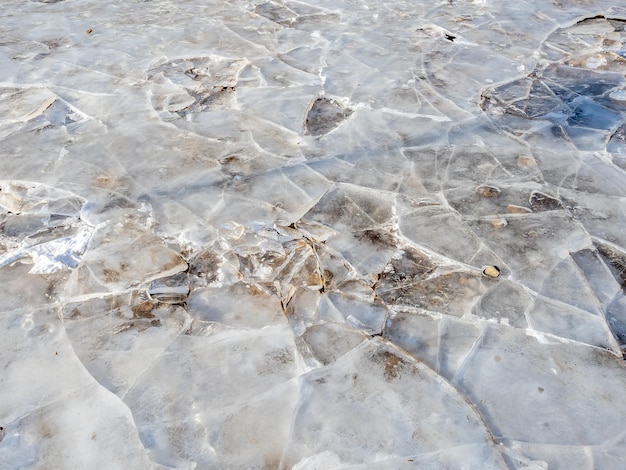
xmin=2 ymin=1 xmax=626 ymax=469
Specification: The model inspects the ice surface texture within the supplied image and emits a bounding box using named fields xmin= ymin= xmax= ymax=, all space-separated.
xmin=1 ymin=1 xmax=626 ymax=469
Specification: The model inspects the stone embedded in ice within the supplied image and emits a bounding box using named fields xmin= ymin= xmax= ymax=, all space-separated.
xmin=475 ymin=184 xmax=501 ymax=198
xmin=482 ymin=265 xmax=500 ymax=279
xmin=467 ymin=212 xmax=592 ymax=293
xmin=506 ymin=204 xmax=532 ymax=214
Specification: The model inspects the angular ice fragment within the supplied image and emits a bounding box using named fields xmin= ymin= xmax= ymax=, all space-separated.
xmin=188 ymin=248 xmax=222 ymax=284
xmin=255 ymin=2 xmax=297 ymax=25
xmin=81 ymin=220 xmax=188 ymax=288
xmin=0 ymin=227 xmax=93 ymax=274
xmin=148 ymin=272 xmax=189 ymax=304
xmin=305 ymin=96 xmax=353 ymax=136
xmin=481 ymin=18 xmax=626 ymax=152
xmin=376 ymin=249 xmax=486 ymax=317
xmin=472 ymin=279 xmax=531 ymax=328
xmin=187 ymin=283 xmax=285 ymax=329
xmin=0 ymin=181 xmax=84 ymax=216
xmin=0 ymin=181 xmax=91 ymax=273
xmin=527 ymin=296 xmax=619 ymax=352
xmin=454 ymin=325 xmax=626 ymax=446
xmin=595 ymin=240 xmax=626 ymax=290
xmin=303 ymin=323 xmax=367 ymax=366
xmin=282 ymin=339 xmax=506 ymax=468
xmin=324 ymin=292 xmax=388 ymax=335
xmin=468 ymin=213 xmax=592 ymax=292
xmin=571 ymin=248 xmax=622 ymax=307
xmin=148 ymin=56 xmax=247 ymax=118
xmin=606 ymin=295 xmax=626 ymax=348
xmin=566 ymin=98 xmax=622 ymax=130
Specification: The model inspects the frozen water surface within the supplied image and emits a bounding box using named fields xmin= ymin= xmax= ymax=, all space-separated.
xmin=1 ymin=0 xmax=626 ymax=468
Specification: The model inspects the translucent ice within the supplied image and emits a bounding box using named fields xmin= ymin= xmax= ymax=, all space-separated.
xmin=2 ymin=1 xmax=626 ymax=469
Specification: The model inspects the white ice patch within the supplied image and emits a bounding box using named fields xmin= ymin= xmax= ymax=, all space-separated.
xmin=0 ymin=226 xmax=93 ymax=274
xmin=0 ymin=180 xmax=91 ymax=273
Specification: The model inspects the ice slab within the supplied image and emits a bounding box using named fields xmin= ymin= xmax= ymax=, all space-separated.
xmin=2 ymin=1 xmax=626 ymax=468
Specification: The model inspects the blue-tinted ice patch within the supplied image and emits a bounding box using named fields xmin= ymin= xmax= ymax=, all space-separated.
xmin=567 ymin=97 xmax=623 ymax=130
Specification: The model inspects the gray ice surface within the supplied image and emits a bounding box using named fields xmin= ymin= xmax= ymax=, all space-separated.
xmin=1 ymin=1 xmax=626 ymax=469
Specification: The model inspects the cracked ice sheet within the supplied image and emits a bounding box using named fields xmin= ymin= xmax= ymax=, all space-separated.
xmin=2 ymin=0 xmax=626 ymax=469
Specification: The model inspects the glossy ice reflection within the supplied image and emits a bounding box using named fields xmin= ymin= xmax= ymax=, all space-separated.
xmin=1 ymin=1 xmax=626 ymax=469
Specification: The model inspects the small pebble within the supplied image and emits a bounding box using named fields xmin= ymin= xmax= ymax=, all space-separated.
xmin=517 ymin=155 xmax=537 ymax=168
xmin=506 ymin=204 xmax=532 ymax=214
xmin=482 ymin=265 xmax=501 ymax=278
xmin=476 ymin=185 xmax=501 ymax=197
xmin=490 ymin=218 xmax=507 ymax=230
